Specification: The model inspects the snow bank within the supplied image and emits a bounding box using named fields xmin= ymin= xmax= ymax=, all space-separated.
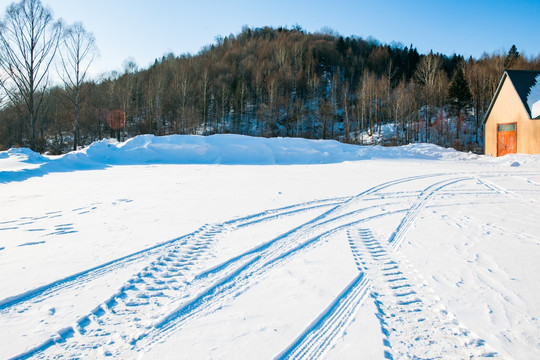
xmin=68 ymin=134 xmax=478 ymax=166
xmin=0 ymin=148 xmax=49 ymax=171
xmin=1 ymin=133 xmax=538 ymax=183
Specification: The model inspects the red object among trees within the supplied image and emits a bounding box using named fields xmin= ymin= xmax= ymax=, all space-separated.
xmin=106 ymin=109 xmax=126 ymax=130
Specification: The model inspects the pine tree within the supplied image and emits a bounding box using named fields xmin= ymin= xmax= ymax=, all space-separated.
xmin=504 ymin=45 xmax=520 ymax=69
xmin=447 ymin=66 xmax=472 ymax=117
xmin=336 ymin=36 xmax=346 ymax=55
xmin=448 ymin=66 xmax=473 ymax=144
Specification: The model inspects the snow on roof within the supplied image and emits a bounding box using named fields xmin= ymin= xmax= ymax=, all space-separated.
xmin=528 ymin=74 xmax=540 ymax=119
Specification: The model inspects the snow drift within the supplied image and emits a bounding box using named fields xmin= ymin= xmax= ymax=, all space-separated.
xmin=1 ymin=134 xmax=481 ymax=183
xmin=3 ymin=134 xmax=538 ymax=184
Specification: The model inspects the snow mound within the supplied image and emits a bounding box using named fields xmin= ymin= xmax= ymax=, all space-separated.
xmin=3 ymin=133 xmax=532 ymax=183
xmin=2 ymin=134 xmax=473 ymax=165
xmin=0 ymin=134 xmax=490 ymax=182
xmin=0 ymin=148 xmax=49 ymax=171
xmin=106 ymin=134 xmax=476 ymax=164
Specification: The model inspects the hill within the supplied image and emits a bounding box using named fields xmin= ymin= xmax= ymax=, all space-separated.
xmin=1 ymin=26 xmax=539 ymax=153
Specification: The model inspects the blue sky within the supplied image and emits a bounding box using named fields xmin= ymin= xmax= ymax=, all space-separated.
xmin=4 ymin=0 xmax=538 ymax=78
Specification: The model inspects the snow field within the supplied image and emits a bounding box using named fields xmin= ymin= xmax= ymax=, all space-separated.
xmin=1 ymin=135 xmax=539 ymax=359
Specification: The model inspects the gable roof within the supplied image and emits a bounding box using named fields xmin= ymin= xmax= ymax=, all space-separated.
xmin=484 ymin=70 xmax=540 ymax=124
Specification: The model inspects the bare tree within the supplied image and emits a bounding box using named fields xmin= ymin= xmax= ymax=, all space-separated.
xmin=342 ymin=80 xmax=351 ymax=143
xmin=143 ymin=65 xmax=165 ymax=135
xmin=414 ymin=53 xmax=443 ymax=142
xmin=390 ymin=79 xmax=406 ymax=144
xmin=0 ymin=0 xmax=62 ymax=150
xmin=0 ymin=76 xmax=7 ymax=110
xmin=58 ymin=22 xmax=96 ymax=150
xmin=361 ymin=70 xmax=377 ymax=138
xmin=175 ymin=64 xmax=192 ymax=134
xmin=118 ymin=57 xmax=137 ymax=140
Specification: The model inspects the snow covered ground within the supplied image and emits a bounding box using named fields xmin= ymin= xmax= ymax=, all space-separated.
xmin=1 ymin=134 xmax=539 ymax=359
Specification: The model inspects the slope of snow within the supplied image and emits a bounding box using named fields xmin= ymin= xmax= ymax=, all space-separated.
xmin=0 ymin=134 xmax=480 ymax=180
xmin=1 ymin=135 xmax=539 ymax=359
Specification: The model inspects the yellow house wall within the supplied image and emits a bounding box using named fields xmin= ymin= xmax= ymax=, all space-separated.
xmin=485 ymin=77 xmax=540 ymax=156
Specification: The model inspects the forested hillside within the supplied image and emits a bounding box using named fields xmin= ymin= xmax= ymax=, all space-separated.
xmin=1 ymin=17 xmax=539 ymax=153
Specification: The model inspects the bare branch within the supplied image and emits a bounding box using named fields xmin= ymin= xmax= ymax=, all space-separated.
xmin=57 ymin=21 xmax=97 ymax=149
xmin=0 ymin=0 xmax=62 ymax=150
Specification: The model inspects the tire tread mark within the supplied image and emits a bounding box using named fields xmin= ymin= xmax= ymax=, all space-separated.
xmin=388 ymin=177 xmax=471 ymax=249
xmin=0 ymin=201 xmax=341 ymax=313
xmin=8 ymin=173 xmax=457 ymax=358
xmin=275 ymin=273 xmax=369 ymax=360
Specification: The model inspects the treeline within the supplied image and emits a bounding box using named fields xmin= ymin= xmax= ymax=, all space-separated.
xmin=1 ymin=5 xmax=539 ymax=153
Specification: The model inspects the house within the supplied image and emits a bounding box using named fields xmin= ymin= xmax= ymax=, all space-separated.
xmin=484 ymin=70 xmax=540 ymax=156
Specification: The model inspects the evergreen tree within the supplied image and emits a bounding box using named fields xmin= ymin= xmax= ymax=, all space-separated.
xmin=504 ymin=45 xmax=520 ymax=69
xmin=447 ymin=66 xmax=472 ymax=117
xmin=336 ymin=36 xmax=346 ymax=55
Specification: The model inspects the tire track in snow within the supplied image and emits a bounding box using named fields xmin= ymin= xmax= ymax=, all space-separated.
xmin=475 ymin=176 xmax=511 ymax=196
xmin=120 ymin=176 xmax=436 ymax=353
xmin=10 ymin=172 xmax=458 ymax=358
xmin=12 ymin=201 xmax=353 ymax=359
xmin=358 ymin=228 xmax=500 ymax=359
xmin=276 ymin=176 xmax=492 ymax=360
xmin=2 ymin=172 xmax=445 ymax=315
xmin=135 ymin=173 xmax=454 ymax=353
xmin=388 ymin=176 xmax=472 ymax=250
xmin=275 ymin=273 xmax=370 ymax=360
xmin=136 ymin=209 xmax=407 ymax=354
xmin=0 ymin=198 xmax=343 ymax=314
xmin=10 ymin=224 xmax=226 ymax=360
xmin=275 ymin=229 xmax=372 ymax=360
xmin=476 ymin=174 xmax=540 ymax=210
xmin=141 ymin=172 xmax=448 ymax=332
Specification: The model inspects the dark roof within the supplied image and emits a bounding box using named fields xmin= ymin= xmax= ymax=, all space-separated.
xmin=484 ymin=70 xmax=540 ymax=124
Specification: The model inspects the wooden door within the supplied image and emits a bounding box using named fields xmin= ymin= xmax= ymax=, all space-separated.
xmin=497 ymin=123 xmax=517 ymax=156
